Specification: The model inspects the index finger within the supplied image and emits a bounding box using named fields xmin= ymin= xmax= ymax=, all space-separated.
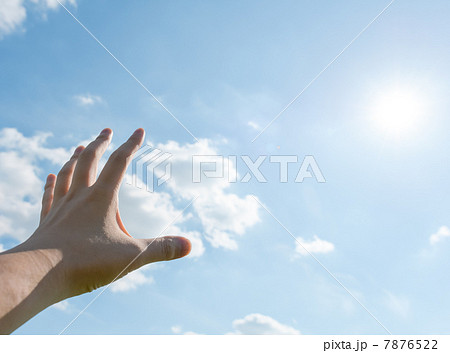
xmin=94 ymin=128 xmax=145 ymax=193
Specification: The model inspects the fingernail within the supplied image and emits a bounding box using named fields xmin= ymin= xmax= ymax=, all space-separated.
xmin=100 ymin=128 xmax=112 ymax=137
xmin=73 ymin=146 xmax=84 ymax=156
xmin=46 ymin=174 xmax=56 ymax=183
xmin=132 ymin=128 xmax=144 ymax=138
xmin=176 ymin=237 xmax=191 ymax=258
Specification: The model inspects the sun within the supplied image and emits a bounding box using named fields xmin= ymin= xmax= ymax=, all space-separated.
xmin=371 ymin=86 xmax=426 ymax=139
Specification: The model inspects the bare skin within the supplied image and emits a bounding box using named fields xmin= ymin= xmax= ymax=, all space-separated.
xmin=0 ymin=128 xmax=191 ymax=334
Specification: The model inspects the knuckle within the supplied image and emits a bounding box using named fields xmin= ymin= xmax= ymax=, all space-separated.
xmin=137 ymin=240 xmax=148 ymax=255
xmin=96 ymin=132 xmax=111 ymax=141
xmin=159 ymin=238 xmax=175 ymax=259
xmin=90 ymin=184 xmax=113 ymax=201
xmin=111 ymin=148 xmax=129 ymax=163
xmin=80 ymin=146 xmax=97 ymax=160
xmin=57 ymin=164 xmax=72 ymax=178
xmin=41 ymin=194 xmax=51 ymax=205
xmin=41 ymin=191 xmax=53 ymax=204
xmin=131 ymin=242 xmax=147 ymax=267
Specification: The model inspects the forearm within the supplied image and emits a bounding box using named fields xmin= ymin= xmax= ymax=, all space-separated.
xmin=0 ymin=243 xmax=65 ymax=334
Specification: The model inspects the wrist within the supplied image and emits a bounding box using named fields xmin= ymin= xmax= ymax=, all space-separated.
xmin=0 ymin=239 xmax=68 ymax=333
xmin=6 ymin=237 xmax=69 ymax=303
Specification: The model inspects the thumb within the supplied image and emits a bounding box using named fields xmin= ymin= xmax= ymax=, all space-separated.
xmin=138 ymin=236 xmax=191 ymax=264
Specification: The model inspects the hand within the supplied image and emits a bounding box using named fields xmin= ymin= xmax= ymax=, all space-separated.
xmin=0 ymin=128 xmax=191 ymax=333
xmin=34 ymin=127 xmax=191 ymax=295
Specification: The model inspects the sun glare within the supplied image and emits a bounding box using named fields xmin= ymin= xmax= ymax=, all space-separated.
xmin=371 ymin=86 xmax=426 ymax=139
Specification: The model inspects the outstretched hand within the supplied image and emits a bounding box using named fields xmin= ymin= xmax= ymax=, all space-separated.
xmin=0 ymin=128 xmax=191 ymax=334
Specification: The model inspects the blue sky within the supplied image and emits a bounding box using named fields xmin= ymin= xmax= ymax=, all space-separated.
xmin=1 ymin=0 xmax=450 ymax=334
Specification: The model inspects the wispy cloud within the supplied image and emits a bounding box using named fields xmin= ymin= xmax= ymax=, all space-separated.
xmin=110 ymin=268 xmax=154 ymax=293
xmin=384 ymin=290 xmax=411 ymax=318
xmin=0 ymin=128 xmax=71 ymax=241
xmin=0 ymin=0 xmax=76 ymax=39
xmin=171 ymin=325 xmax=182 ymax=334
xmin=74 ymin=94 xmax=104 ymax=107
xmin=170 ymin=326 xmax=199 ymax=335
xmin=231 ymin=313 xmax=300 ymax=335
xmin=172 ymin=313 xmax=299 ymax=335
xmin=0 ymin=0 xmax=26 ymax=39
xmin=37 ymin=0 xmax=77 ymax=10
xmin=52 ymin=300 xmax=70 ymax=312
xmin=430 ymin=226 xmax=450 ymax=245
xmin=295 ymin=235 xmax=335 ymax=256
xmin=247 ymin=121 xmax=260 ymax=130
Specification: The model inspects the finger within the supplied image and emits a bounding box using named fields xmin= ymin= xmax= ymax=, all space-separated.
xmin=70 ymin=128 xmax=113 ymax=190
xmin=53 ymin=146 xmax=84 ymax=203
xmin=137 ymin=236 xmax=191 ymax=265
xmin=95 ymin=128 xmax=145 ymax=194
xmin=40 ymin=174 xmax=56 ymax=224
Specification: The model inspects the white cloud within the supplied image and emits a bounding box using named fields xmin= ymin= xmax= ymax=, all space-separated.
xmin=0 ymin=0 xmax=26 ymax=39
xmin=172 ymin=314 xmax=299 ymax=335
xmin=170 ymin=325 xmax=199 ymax=335
xmin=0 ymin=151 xmax=41 ymax=239
xmin=0 ymin=0 xmax=76 ymax=39
xmin=119 ymin=179 xmax=189 ymax=237
xmin=295 ymin=235 xmax=334 ymax=256
xmin=0 ymin=242 xmax=4 ymax=252
xmin=0 ymin=128 xmax=70 ymax=164
xmin=120 ymin=136 xmax=263 ymax=253
xmin=110 ymin=268 xmax=154 ymax=293
xmin=151 ymin=139 xmax=261 ymax=250
xmin=38 ymin=0 xmax=77 ymax=10
xmin=195 ymin=193 xmax=260 ymax=250
xmin=231 ymin=313 xmax=300 ymax=335
xmin=52 ymin=300 xmax=70 ymax=311
xmin=181 ymin=230 xmax=205 ymax=257
xmin=171 ymin=325 xmax=182 ymax=334
xmin=430 ymin=226 xmax=450 ymax=245
xmin=118 ymin=180 xmax=205 ymax=258
xmin=384 ymin=291 xmax=410 ymax=318
xmin=0 ymin=128 xmax=71 ymax=240
xmin=0 ymin=215 xmax=14 ymax=239
xmin=74 ymin=94 xmax=103 ymax=107
xmin=153 ymin=139 xmax=233 ymax=198
xmin=247 ymin=121 xmax=260 ymax=130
